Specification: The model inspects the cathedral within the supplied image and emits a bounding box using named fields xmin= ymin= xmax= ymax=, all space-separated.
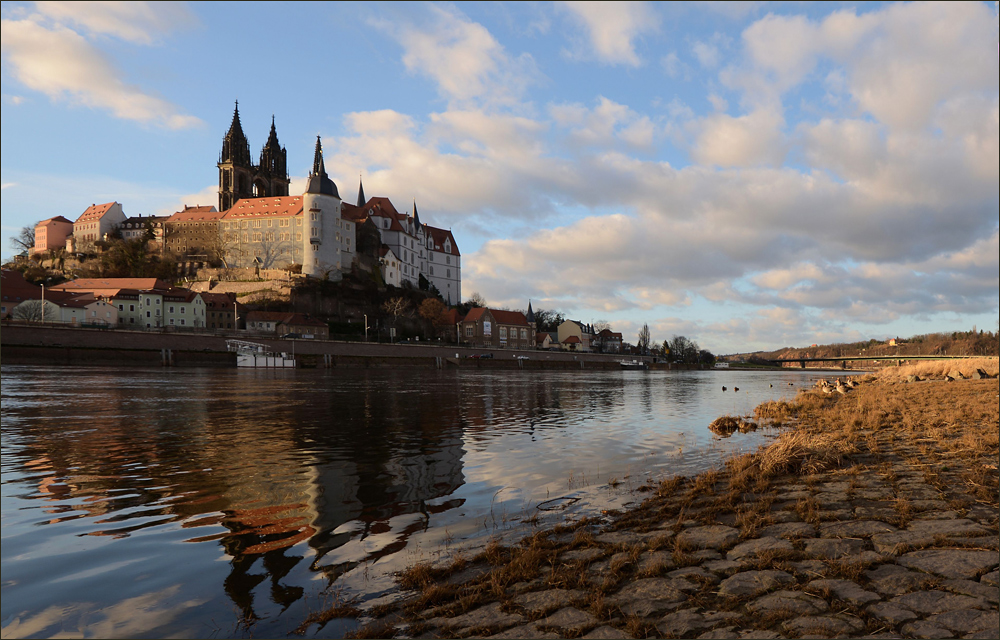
xmin=218 ymin=102 xmax=290 ymax=211
xmin=207 ymin=103 xmax=461 ymax=301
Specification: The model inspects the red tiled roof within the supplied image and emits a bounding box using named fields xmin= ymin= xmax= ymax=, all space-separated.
xmin=563 ymin=335 xmax=581 ymax=344
xmin=426 ymin=226 xmax=461 ymax=256
xmin=199 ymin=292 xmax=238 ymax=308
xmin=363 ymin=197 xmax=407 ymax=232
xmin=598 ymin=329 xmax=623 ymax=339
xmin=75 ymin=202 xmax=117 ymax=224
xmin=462 ymin=307 xmax=528 ymax=327
xmin=51 ymin=278 xmax=171 ymax=293
xmin=36 ymin=216 xmax=74 ymax=226
xmin=167 ymin=205 xmax=226 ymax=222
xmin=442 ymin=308 xmax=464 ymax=325
xmin=221 ymin=196 xmax=303 ymax=219
xmin=340 ymin=202 xmax=367 ymax=223
xmin=162 ymin=288 xmax=200 ymax=302
xmin=491 ymin=309 xmax=529 ymax=326
xmin=364 ymin=197 xmax=402 ymax=218
xmin=463 ymin=307 xmax=486 ymax=322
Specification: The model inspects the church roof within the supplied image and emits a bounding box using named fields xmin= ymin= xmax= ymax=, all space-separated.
xmin=222 ymin=196 xmax=304 ymax=219
xmin=75 ymin=202 xmax=118 ymax=224
xmin=357 ymin=177 xmax=366 ymax=207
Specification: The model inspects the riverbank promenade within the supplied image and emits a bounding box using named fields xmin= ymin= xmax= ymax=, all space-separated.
xmin=350 ymin=363 xmax=999 ymax=639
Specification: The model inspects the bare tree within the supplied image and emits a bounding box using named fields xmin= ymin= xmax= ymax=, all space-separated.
xmin=637 ymin=323 xmax=652 ymax=354
xmin=467 ymin=291 xmax=487 ymax=308
xmin=383 ymin=296 xmax=411 ymax=325
xmin=208 ymin=225 xmax=236 ymax=268
xmin=12 ymin=300 xmax=48 ymax=322
xmin=669 ymin=335 xmax=701 ymax=363
xmin=10 ymin=226 xmax=35 ymax=254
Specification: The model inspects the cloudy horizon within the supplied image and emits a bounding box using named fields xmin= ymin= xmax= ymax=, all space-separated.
xmin=2 ymin=1 xmax=997 ymax=353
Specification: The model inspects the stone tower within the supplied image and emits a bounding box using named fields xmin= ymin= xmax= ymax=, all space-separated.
xmin=218 ymin=102 xmax=289 ymax=211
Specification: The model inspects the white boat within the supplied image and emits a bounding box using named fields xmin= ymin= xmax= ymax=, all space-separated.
xmin=226 ymin=339 xmax=296 ymax=368
xmin=620 ymin=360 xmax=648 ymax=370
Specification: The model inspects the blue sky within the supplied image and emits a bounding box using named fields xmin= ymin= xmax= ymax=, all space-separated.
xmin=2 ymin=1 xmax=998 ymax=353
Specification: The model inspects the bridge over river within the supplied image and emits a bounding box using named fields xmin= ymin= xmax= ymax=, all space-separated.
xmin=767 ymin=354 xmax=995 ymax=368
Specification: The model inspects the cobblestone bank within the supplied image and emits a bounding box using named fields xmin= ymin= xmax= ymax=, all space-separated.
xmin=350 ymin=377 xmax=998 ymax=639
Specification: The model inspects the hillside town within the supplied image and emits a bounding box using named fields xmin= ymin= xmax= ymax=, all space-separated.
xmin=4 ymin=104 xmax=641 ymax=355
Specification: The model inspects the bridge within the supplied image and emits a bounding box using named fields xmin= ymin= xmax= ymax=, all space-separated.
xmin=765 ymin=355 xmax=994 ymax=369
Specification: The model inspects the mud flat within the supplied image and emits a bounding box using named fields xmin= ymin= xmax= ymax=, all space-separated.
xmin=319 ymin=359 xmax=999 ymax=639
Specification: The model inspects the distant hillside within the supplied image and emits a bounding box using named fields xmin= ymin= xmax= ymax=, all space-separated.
xmin=728 ymin=330 xmax=998 ymax=364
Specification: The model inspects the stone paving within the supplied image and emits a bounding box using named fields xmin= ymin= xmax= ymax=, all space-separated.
xmin=378 ymin=379 xmax=999 ymax=639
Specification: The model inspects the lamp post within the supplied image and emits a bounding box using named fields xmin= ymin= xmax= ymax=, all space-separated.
xmin=364 ymin=314 xmax=368 ymax=342
xmin=41 ymin=283 xmax=45 ymax=324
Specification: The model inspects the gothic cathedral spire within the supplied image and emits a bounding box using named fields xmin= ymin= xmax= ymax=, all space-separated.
xmin=218 ymin=103 xmax=289 ymax=210
xmin=357 ymin=176 xmax=366 ymax=207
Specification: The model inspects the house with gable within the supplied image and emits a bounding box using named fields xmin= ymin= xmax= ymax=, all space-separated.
xmin=459 ymin=305 xmax=534 ymax=349
xmin=558 ymin=320 xmax=595 ymax=352
xmin=32 ymin=216 xmax=74 ymax=255
xmin=72 ymin=202 xmax=126 ymax=249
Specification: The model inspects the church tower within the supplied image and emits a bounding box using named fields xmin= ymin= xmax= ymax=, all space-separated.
xmin=256 ymin=116 xmax=289 ymax=198
xmin=218 ymin=103 xmax=290 ymax=211
xmin=218 ymin=102 xmax=253 ymax=211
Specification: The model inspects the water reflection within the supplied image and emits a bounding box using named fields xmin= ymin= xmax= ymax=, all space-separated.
xmin=1 ymin=366 xmax=823 ymax=638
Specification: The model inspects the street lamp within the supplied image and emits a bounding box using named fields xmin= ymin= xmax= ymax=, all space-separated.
xmin=41 ymin=283 xmax=45 ymax=324
xmin=364 ymin=314 xmax=368 ymax=342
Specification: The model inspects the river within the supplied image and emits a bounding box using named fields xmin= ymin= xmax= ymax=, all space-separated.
xmin=1 ymin=365 xmax=827 ymax=638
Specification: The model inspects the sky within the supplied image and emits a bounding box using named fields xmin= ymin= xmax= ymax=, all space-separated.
xmin=1 ymin=1 xmax=997 ymax=354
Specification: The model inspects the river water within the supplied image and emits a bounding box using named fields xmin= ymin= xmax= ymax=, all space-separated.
xmin=1 ymin=365 xmax=826 ymax=638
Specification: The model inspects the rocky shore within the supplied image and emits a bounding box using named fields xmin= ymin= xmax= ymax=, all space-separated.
xmin=312 ymin=364 xmax=999 ymax=639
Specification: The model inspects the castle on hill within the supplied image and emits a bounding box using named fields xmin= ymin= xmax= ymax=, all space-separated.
xmin=210 ymin=103 xmax=461 ymax=303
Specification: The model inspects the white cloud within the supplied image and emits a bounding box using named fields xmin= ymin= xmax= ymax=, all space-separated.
xmin=728 ymin=3 xmax=999 ymax=127
xmin=33 ymin=1 xmax=197 ymax=45
xmin=159 ymin=185 xmax=219 ymax=216
xmin=691 ymin=40 xmax=720 ymax=69
xmin=560 ymin=1 xmax=659 ymax=66
xmin=692 ymin=108 xmax=786 ymax=167
xmin=661 ymin=52 xmax=682 ymax=78
xmin=0 ymin=13 xmax=200 ymax=129
xmin=551 ymin=97 xmax=656 ymax=150
xmin=388 ymin=5 xmax=539 ymax=106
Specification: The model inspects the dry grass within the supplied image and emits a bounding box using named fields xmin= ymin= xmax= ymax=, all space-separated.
xmin=384 ymin=375 xmax=997 ymax=638
xmin=344 ymin=620 xmax=397 ymax=639
xmin=754 ymin=399 xmax=794 ymax=422
xmin=708 ymin=415 xmax=757 ymax=436
xmin=875 ymin=357 xmax=998 ymax=383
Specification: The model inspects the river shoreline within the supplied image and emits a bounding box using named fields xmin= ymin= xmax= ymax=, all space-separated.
xmin=339 ymin=364 xmax=999 ymax=639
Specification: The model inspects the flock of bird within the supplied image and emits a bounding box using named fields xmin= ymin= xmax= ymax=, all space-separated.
xmin=721 ymin=382 xmax=795 ymax=392
xmin=817 ymin=377 xmax=858 ymax=395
